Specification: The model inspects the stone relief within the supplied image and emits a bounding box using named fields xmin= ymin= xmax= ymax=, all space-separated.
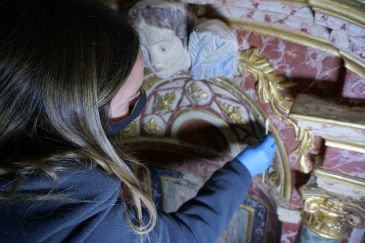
xmin=128 ymin=0 xmax=191 ymax=79
xmin=188 ymin=19 xmax=239 ymax=80
xmin=128 ymin=1 xmax=239 ymax=80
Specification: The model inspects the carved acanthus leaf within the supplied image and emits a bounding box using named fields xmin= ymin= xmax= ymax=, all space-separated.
xmin=238 ymin=48 xmax=314 ymax=173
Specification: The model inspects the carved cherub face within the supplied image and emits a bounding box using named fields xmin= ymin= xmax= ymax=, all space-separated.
xmin=128 ymin=1 xmax=191 ymax=79
xmin=138 ymin=21 xmax=190 ymax=79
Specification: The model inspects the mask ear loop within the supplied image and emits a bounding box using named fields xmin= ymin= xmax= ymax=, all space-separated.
xmin=108 ymin=89 xmax=146 ymax=135
xmin=127 ymin=89 xmax=146 ymax=115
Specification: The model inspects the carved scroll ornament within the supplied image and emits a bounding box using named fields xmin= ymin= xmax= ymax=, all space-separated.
xmin=300 ymin=184 xmax=365 ymax=239
xmin=238 ymin=48 xmax=314 ymax=173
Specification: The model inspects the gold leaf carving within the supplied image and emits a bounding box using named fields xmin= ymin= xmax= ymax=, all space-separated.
xmin=155 ymin=92 xmax=176 ymax=112
xmin=145 ymin=118 xmax=162 ymax=135
xmin=142 ymin=68 xmax=159 ymax=91
xmin=238 ymin=48 xmax=314 ymax=173
xmin=300 ymin=184 xmax=365 ymax=239
xmin=217 ymin=100 xmax=244 ymax=124
xmin=187 ymin=82 xmax=208 ymax=103
xmin=120 ymin=121 xmax=137 ymax=139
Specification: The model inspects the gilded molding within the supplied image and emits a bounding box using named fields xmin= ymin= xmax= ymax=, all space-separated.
xmin=289 ymin=113 xmax=365 ymax=130
xmin=300 ymin=184 xmax=365 ymax=239
xmin=341 ymin=51 xmax=365 ymax=83
xmin=214 ymin=77 xmax=292 ymax=199
xmin=240 ymin=205 xmax=254 ymax=243
xmin=229 ymin=20 xmax=365 ymax=81
xmin=268 ymin=0 xmax=365 ymax=29
xmin=229 ymin=20 xmax=339 ymax=56
xmin=314 ymin=169 xmax=365 ymax=189
xmin=325 ymin=138 xmax=365 ymax=154
xmin=308 ymin=0 xmax=365 ymax=29
xmin=238 ymin=48 xmax=314 ymax=174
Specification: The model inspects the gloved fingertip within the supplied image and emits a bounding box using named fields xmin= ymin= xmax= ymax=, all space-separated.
xmin=262 ymin=134 xmax=275 ymax=146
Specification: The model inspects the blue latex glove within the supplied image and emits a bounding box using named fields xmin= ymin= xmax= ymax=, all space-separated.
xmin=235 ymin=135 xmax=276 ymax=176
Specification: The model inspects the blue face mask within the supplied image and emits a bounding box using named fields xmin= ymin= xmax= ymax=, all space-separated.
xmin=107 ymin=89 xmax=147 ymax=137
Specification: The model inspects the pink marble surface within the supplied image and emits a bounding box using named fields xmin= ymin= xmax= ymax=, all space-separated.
xmin=235 ymin=29 xmax=341 ymax=81
xmin=197 ymin=0 xmax=315 ymax=20
xmin=280 ymin=223 xmax=301 ymax=243
xmin=322 ymin=147 xmax=365 ymax=179
xmin=213 ymin=0 xmax=314 ymax=20
xmin=315 ymin=13 xmax=365 ymax=65
xmin=296 ymin=120 xmax=365 ymax=144
xmin=342 ymin=69 xmax=365 ymax=99
xmin=213 ymin=4 xmax=329 ymax=40
xmin=315 ymin=13 xmax=365 ymax=36
xmin=180 ymin=0 xmax=312 ymax=21
xmin=330 ymin=29 xmax=365 ymax=65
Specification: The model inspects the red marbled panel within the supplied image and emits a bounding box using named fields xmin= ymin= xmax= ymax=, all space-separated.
xmin=234 ymin=29 xmax=342 ymax=82
xmin=280 ymin=223 xmax=301 ymax=243
xmin=322 ymin=147 xmax=365 ymax=179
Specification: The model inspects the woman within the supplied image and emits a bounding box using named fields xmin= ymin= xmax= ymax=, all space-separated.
xmin=0 ymin=0 xmax=276 ymax=242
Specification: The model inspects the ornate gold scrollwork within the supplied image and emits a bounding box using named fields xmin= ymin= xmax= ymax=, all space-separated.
xmin=300 ymin=184 xmax=365 ymax=239
xmin=238 ymin=48 xmax=314 ymax=173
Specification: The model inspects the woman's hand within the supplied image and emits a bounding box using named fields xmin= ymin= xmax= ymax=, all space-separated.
xmin=235 ymin=135 xmax=277 ymax=176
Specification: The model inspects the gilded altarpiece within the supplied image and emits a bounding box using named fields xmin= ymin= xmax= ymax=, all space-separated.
xmin=109 ymin=0 xmax=365 ymax=242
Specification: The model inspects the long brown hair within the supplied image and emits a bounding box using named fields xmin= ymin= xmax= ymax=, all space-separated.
xmin=0 ymin=0 xmax=156 ymax=235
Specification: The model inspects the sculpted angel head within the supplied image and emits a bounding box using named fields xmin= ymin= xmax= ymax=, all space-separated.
xmin=128 ymin=1 xmax=191 ymax=79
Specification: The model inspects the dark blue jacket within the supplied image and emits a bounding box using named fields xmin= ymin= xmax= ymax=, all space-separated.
xmin=0 ymin=159 xmax=252 ymax=242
